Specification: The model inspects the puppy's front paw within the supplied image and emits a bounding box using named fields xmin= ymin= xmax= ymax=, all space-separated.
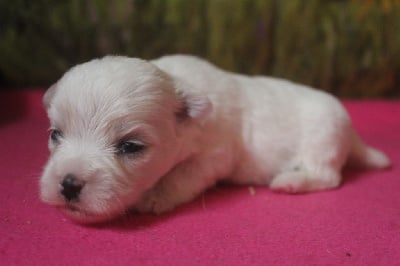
xmin=135 ymin=189 xmax=176 ymax=214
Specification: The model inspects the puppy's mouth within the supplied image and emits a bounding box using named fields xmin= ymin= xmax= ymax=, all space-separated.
xmin=58 ymin=204 xmax=98 ymax=223
xmin=57 ymin=203 xmax=122 ymax=224
xmin=59 ymin=204 xmax=89 ymax=215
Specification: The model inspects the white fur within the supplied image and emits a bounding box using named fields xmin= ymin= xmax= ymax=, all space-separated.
xmin=40 ymin=55 xmax=391 ymax=223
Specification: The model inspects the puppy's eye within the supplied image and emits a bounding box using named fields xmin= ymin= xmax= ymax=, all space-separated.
xmin=116 ymin=141 xmax=146 ymax=155
xmin=50 ymin=129 xmax=63 ymax=144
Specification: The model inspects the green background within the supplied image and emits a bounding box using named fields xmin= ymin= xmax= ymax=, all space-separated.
xmin=1 ymin=0 xmax=399 ymax=98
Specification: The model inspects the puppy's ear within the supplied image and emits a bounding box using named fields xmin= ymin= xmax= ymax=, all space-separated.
xmin=174 ymin=80 xmax=212 ymax=122
xmin=177 ymin=90 xmax=212 ymax=121
xmin=43 ymin=84 xmax=57 ymax=109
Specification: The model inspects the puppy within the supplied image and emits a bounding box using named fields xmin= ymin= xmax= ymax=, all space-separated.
xmin=40 ymin=55 xmax=391 ymax=223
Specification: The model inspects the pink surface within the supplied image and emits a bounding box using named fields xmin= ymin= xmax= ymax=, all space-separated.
xmin=0 ymin=90 xmax=399 ymax=265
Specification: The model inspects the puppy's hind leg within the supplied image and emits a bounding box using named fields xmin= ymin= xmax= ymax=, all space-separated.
xmin=269 ymin=164 xmax=342 ymax=193
xmin=270 ymin=112 xmax=351 ymax=193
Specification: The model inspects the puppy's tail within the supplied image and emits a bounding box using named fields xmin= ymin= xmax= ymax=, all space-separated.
xmin=348 ymin=128 xmax=391 ymax=169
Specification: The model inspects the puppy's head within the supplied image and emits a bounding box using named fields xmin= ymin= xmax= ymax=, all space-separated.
xmin=40 ymin=56 xmax=211 ymax=223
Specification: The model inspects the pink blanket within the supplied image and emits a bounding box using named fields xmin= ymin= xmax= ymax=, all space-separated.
xmin=1 ymin=90 xmax=399 ymax=265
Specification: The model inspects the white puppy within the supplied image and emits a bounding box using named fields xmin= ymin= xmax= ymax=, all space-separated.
xmin=40 ymin=55 xmax=390 ymax=223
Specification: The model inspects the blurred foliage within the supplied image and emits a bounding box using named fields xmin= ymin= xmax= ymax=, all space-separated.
xmin=0 ymin=0 xmax=399 ymax=97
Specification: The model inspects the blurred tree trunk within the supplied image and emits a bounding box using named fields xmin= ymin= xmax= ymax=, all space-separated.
xmin=0 ymin=0 xmax=399 ymax=98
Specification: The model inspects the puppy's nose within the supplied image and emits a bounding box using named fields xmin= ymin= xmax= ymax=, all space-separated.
xmin=61 ymin=174 xmax=83 ymax=202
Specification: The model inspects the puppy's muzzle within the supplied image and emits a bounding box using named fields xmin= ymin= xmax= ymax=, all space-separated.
xmin=61 ymin=174 xmax=84 ymax=202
